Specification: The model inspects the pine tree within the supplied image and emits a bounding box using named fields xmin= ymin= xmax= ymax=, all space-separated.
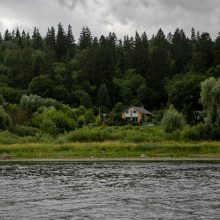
xmin=22 ymin=30 xmax=26 ymax=39
xmin=45 ymin=27 xmax=56 ymax=51
xmin=0 ymin=33 xmax=3 ymax=44
xmin=133 ymin=31 xmax=149 ymax=77
xmin=11 ymin=30 xmax=15 ymax=39
xmin=4 ymin=29 xmax=12 ymax=41
xmin=123 ymin=35 xmax=134 ymax=70
xmin=171 ymin=28 xmax=191 ymax=74
xmin=32 ymin=27 xmax=43 ymax=50
xmin=15 ymin=28 xmax=22 ymax=47
xmin=192 ymin=32 xmax=214 ymax=73
xmin=15 ymin=28 xmax=20 ymax=38
xmin=56 ymin=23 xmax=67 ymax=60
xmin=214 ymin=33 xmax=220 ymax=66
xmin=26 ymin=32 xmax=31 ymax=46
xmin=191 ymin=28 xmax=196 ymax=42
xmin=92 ymin=36 xmax=99 ymax=47
xmin=117 ymin=39 xmax=125 ymax=75
xmin=78 ymin=26 xmax=92 ymax=49
xmin=66 ymin=24 xmax=75 ymax=58
xmin=134 ymin=31 xmax=142 ymax=69
xmin=148 ymin=28 xmax=171 ymax=106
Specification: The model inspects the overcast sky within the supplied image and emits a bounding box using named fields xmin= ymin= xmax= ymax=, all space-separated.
xmin=0 ymin=0 xmax=220 ymax=39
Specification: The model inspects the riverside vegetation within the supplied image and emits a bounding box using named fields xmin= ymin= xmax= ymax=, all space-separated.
xmin=0 ymin=126 xmax=220 ymax=160
xmin=0 ymin=25 xmax=220 ymax=160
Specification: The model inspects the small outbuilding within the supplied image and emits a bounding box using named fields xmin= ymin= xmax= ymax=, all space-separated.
xmin=122 ymin=106 xmax=153 ymax=124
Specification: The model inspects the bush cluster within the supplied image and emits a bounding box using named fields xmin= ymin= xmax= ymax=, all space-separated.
xmin=161 ymin=106 xmax=186 ymax=133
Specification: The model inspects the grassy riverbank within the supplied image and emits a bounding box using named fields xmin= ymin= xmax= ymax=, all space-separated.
xmin=0 ymin=126 xmax=220 ymax=160
xmin=0 ymin=141 xmax=220 ymax=160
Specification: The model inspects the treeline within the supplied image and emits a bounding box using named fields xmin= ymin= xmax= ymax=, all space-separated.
xmin=0 ymin=23 xmax=220 ymax=125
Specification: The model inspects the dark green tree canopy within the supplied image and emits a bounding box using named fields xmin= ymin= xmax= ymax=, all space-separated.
xmin=0 ymin=25 xmax=219 ymax=117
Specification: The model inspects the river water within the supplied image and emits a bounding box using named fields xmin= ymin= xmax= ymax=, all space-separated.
xmin=0 ymin=161 xmax=220 ymax=219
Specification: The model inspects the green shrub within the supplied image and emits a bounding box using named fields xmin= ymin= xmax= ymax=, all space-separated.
xmin=20 ymin=94 xmax=61 ymax=114
xmin=161 ymin=106 xmax=186 ymax=133
xmin=199 ymin=77 xmax=220 ymax=139
xmin=40 ymin=118 xmax=58 ymax=135
xmin=84 ymin=109 xmax=95 ymax=124
xmin=0 ymin=106 xmax=12 ymax=129
xmin=13 ymin=125 xmax=39 ymax=137
xmin=0 ymin=87 xmax=23 ymax=104
xmin=74 ymin=106 xmax=86 ymax=117
xmin=181 ymin=124 xmax=210 ymax=141
xmin=77 ymin=116 xmax=85 ymax=128
xmin=95 ymin=116 xmax=102 ymax=126
xmin=59 ymin=126 xmax=165 ymax=143
xmin=32 ymin=109 xmax=76 ymax=134
xmin=6 ymin=104 xmax=30 ymax=125
xmin=0 ymin=131 xmax=19 ymax=144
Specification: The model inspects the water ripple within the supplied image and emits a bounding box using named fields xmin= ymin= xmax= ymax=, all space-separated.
xmin=0 ymin=162 xmax=220 ymax=219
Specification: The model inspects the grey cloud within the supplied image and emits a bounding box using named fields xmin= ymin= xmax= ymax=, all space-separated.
xmin=57 ymin=0 xmax=87 ymax=9
xmin=158 ymin=0 xmax=219 ymax=13
xmin=57 ymin=0 xmax=101 ymax=10
xmin=123 ymin=0 xmax=148 ymax=8
xmin=100 ymin=0 xmax=220 ymax=37
xmin=0 ymin=0 xmax=219 ymax=39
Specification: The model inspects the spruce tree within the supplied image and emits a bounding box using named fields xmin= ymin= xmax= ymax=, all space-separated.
xmin=171 ymin=28 xmax=191 ymax=74
xmin=56 ymin=23 xmax=67 ymax=60
xmin=32 ymin=27 xmax=43 ymax=50
xmin=191 ymin=28 xmax=196 ymax=42
xmin=15 ymin=28 xmax=22 ymax=47
xmin=45 ymin=27 xmax=56 ymax=51
xmin=133 ymin=31 xmax=149 ymax=77
xmin=78 ymin=26 xmax=92 ymax=49
xmin=4 ymin=29 xmax=12 ymax=41
xmin=0 ymin=33 xmax=3 ymax=44
xmin=66 ymin=24 xmax=75 ymax=58
xmin=192 ymin=32 xmax=214 ymax=73
xmin=148 ymin=28 xmax=171 ymax=106
xmin=21 ymin=30 xmax=26 ymax=40
xmin=214 ymin=33 xmax=220 ymax=66
xmin=123 ymin=35 xmax=134 ymax=70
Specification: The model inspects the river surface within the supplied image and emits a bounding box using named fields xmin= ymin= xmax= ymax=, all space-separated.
xmin=0 ymin=161 xmax=220 ymax=219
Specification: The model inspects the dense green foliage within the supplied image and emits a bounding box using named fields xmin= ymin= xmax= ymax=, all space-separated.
xmin=161 ymin=106 xmax=186 ymax=133
xmin=0 ymin=25 xmax=220 ymax=111
xmin=0 ymin=24 xmax=220 ymax=140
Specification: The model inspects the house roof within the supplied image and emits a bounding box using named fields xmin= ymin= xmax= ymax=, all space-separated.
xmin=132 ymin=106 xmax=153 ymax=115
xmin=123 ymin=106 xmax=153 ymax=115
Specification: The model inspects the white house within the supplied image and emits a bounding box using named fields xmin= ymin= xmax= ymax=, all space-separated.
xmin=122 ymin=106 xmax=153 ymax=123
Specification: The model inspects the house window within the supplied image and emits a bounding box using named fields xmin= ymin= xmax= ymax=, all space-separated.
xmin=133 ymin=117 xmax=138 ymax=122
xmin=126 ymin=117 xmax=130 ymax=122
xmin=133 ymin=111 xmax=137 ymax=113
xmin=126 ymin=111 xmax=129 ymax=114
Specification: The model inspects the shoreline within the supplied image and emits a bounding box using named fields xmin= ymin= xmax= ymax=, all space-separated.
xmin=1 ymin=157 xmax=220 ymax=163
xmin=0 ymin=141 xmax=220 ymax=162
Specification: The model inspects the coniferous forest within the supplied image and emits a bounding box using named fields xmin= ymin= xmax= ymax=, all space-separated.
xmin=0 ymin=23 xmax=220 ymax=140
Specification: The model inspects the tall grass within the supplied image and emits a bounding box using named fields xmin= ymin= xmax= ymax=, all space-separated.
xmin=0 ymin=141 xmax=219 ymax=160
xmin=57 ymin=126 xmax=165 ymax=143
xmin=0 ymin=130 xmax=55 ymax=145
